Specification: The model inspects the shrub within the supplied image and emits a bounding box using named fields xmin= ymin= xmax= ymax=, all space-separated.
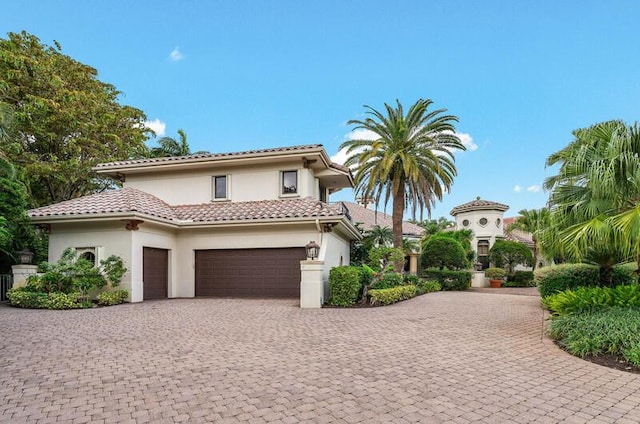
xmin=44 ymin=292 xmax=86 ymax=310
xmin=371 ymin=272 xmax=404 ymax=290
xmin=403 ymin=274 xmax=420 ymax=285
xmin=421 ymin=269 xmax=471 ymax=291
xmin=367 ymin=247 xmax=405 ymax=272
xmin=543 ymin=284 xmax=640 ymax=316
xmin=547 ymin=307 xmax=640 ymax=367
xmin=487 ymin=240 xmax=533 ymax=273
xmin=421 ymin=236 xmax=467 ymax=270
xmin=369 ymin=285 xmax=417 ymax=306
xmin=612 ymin=263 xmax=638 ymax=286
xmin=97 ymin=289 xmax=129 ymax=306
xmin=328 ymin=266 xmax=364 ymax=306
xmin=535 ymin=263 xmax=601 ymax=298
xmin=484 ymin=267 xmax=506 ymax=279
xmin=416 ymin=280 xmax=441 ymax=294
xmin=6 ymin=288 xmax=47 ymax=308
xmin=504 ymin=271 xmax=535 ymax=287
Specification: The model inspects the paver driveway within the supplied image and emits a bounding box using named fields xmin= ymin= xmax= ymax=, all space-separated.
xmin=1 ymin=291 xmax=640 ymax=423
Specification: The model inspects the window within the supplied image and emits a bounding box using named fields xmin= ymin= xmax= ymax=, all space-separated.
xmin=281 ymin=170 xmax=298 ymax=195
xmin=479 ymin=217 xmax=488 ymax=226
xmin=477 ymin=240 xmax=490 ymax=270
xmin=496 ymin=218 xmax=501 ymax=227
xmin=79 ymin=251 xmax=96 ymax=267
xmin=76 ymin=247 xmax=98 ymax=267
xmin=213 ymin=175 xmax=228 ymax=200
xmin=462 ymin=219 xmax=470 ymax=227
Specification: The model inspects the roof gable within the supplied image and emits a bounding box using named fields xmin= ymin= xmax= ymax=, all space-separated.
xmin=336 ymin=201 xmax=424 ymax=237
xmin=450 ymin=197 xmax=509 ymax=216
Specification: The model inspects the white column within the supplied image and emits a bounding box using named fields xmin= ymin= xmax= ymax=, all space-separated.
xmin=471 ymin=271 xmax=489 ymax=288
xmin=11 ymin=264 xmax=38 ymax=288
xmin=300 ymin=260 xmax=325 ymax=308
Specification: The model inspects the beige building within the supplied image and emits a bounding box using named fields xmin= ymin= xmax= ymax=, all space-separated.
xmin=28 ymin=145 xmax=360 ymax=304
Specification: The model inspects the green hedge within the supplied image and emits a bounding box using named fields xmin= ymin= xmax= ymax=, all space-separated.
xmin=421 ymin=269 xmax=470 ymax=291
xmin=547 ymin=307 xmax=640 ymax=367
xmin=97 ymin=289 xmax=129 ymax=306
xmin=535 ymin=264 xmax=601 ymax=298
xmin=371 ymin=272 xmax=404 ymax=290
xmin=328 ymin=266 xmax=364 ymax=306
xmin=543 ymin=284 xmax=640 ymax=316
xmin=369 ymin=285 xmax=417 ymax=306
xmin=416 ymin=280 xmax=441 ymax=294
xmin=504 ymin=271 xmax=535 ymax=287
xmin=7 ymin=288 xmax=91 ymax=309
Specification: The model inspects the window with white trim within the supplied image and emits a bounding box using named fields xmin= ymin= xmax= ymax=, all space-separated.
xmin=281 ymin=170 xmax=298 ymax=195
xmin=212 ymin=175 xmax=229 ymax=200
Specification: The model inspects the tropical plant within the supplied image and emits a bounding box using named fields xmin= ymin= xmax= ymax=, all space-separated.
xmin=543 ymin=120 xmax=640 ymax=276
xmin=488 ymin=240 xmax=533 ymax=274
xmin=366 ymin=225 xmax=393 ymax=247
xmin=150 ymin=129 xmax=208 ymax=157
xmin=402 ymin=237 xmax=419 ymax=255
xmin=341 ymin=98 xmax=465 ymax=271
xmin=507 ymin=208 xmax=550 ymax=269
xmin=421 ymin=235 xmax=467 ymax=270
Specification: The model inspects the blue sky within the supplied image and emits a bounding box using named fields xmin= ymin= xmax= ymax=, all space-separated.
xmin=3 ymin=1 xmax=639 ymax=219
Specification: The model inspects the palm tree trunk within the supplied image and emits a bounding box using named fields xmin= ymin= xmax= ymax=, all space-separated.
xmin=392 ymin=183 xmax=405 ymax=272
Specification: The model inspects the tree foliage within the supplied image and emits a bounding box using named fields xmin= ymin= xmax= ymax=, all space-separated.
xmin=341 ymin=99 xmax=465 ymax=271
xmin=488 ymin=240 xmax=533 ymax=274
xmin=507 ymin=208 xmax=550 ymax=269
xmin=150 ymin=129 xmax=208 ymax=158
xmin=421 ymin=235 xmax=468 ymax=270
xmin=0 ymin=31 xmax=151 ymax=207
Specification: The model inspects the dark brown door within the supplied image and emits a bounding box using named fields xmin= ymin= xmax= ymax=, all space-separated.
xmin=143 ymin=247 xmax=168 ymax=300
xmin=195 ymin=248 xmax=306 ymax=298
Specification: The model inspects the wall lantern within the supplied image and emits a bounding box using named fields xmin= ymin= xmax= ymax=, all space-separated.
xmin=17 ymin=249 xmax=34 ymax=265
xmin=305 ymin=241 xmax=320 ymax=260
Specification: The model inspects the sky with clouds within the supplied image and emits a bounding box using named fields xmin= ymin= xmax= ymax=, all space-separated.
xmin=3 ymin=0 xmax=639 ymax=219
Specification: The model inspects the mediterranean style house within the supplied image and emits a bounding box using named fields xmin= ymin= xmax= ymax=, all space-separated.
xmin=28 ymin=145 xmax=360 ymax=303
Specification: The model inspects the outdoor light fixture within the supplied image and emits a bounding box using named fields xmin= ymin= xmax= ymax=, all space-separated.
xmin=16 ymin=250 xmax=34 ymax=265
xmin=305 ymin=241 xmax=320 ymax=260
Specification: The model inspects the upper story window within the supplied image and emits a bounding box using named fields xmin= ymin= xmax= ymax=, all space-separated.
xmin=281 ymin=170 xmax=298 ymax=195
xmin=213 ymin=175 xmax=229 ymax=200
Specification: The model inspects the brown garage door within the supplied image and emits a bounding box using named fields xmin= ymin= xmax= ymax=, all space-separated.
xmin=195 ymin=248 xmax=306 ymax=298
xmin=143 ymin=247 xmax=168 ymax=300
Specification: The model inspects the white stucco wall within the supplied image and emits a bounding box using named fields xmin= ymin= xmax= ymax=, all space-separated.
xmin=454 ymin=209 xmax=505 ymax=249
xmin=123 ymin=162 xmax=319 ymax=205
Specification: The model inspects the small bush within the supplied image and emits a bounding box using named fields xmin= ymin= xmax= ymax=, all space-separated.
xmin=421 ymin=269 xmax=471 ymax=291
xmin=543 ymin=284 xmax=640 ymax=316
xmin=328 ymin=266 xmax=364 ymax=306
xmin=44 ymin=292 xmax=86 ymax=310
xmin=416 ymin=280 xmax=441 ymax=294
xmin=612 ymin=263 xmax=638 ymax=286
xmin=403 ymin=274 xmax=420 ymax=285
xmin=371 ymin=272 xmax=404 ymax=290
xmin=535 ymin=264 xmax=601 ymax=298
xmin=484 ymin=267 xmax=506 ymax=279
xmin=421 ymin=236 xmax=468 ymax=270
xmin=369 ymin=285 xmax=417 ymax=306
xmin=504 ymin=271 xmax=535 ymax=287
xmin=547 ymin=307 xmax=640 ymax=367
xmin=7 ymin=288 xmax=48 ymax=308
xmin=97 ymin=289 xmax=129 ymax=306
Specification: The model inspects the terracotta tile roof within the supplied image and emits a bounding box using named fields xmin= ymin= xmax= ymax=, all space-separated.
xmin=28 ymin=188 xmax=345 ymax=224
xmin=450 ymin=196 xmax=509 ymax=215
xmin=95 ymin=144 xmax=324 ymax=169
xmin=504 ymin=216 xmax=535 ymax=248
xmin=335 ymin=201 xmax=424 ymax=237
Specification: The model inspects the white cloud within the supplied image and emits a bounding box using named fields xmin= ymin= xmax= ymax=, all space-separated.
xmin=169 ymin=47 xmax=184 ymax=62
xmin=527 ymin=184 xmax=541 ymax=193
xmin=513 ymin=185 xmax=522 ymax=193
xmin=456 ymin=132 xmax=478 ymax=151
xmin=144 ymin=119 xmax=166 ymax=137
xmin=343 ymin=128 xmax=379 ymax=142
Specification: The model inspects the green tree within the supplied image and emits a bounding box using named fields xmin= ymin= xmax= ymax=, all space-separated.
xmin=341 ymin=99 xmax=465 ymax=271
xmin=421 ymin=235 xmax=467 ymax=270
xmin=507 ymin=208 xmax=550 ymax=270
xmin=0 ymin=31 xmax=151 ymax=207
xmin=544 ymin=120 xmax=640 ymax=279
xmin=366 ymin=225 xmax=393 ymax=247
xmin=150 ymin=129 xmax=207 ymax=157
xmin=487 ymin=240 xmax=533 ymax=274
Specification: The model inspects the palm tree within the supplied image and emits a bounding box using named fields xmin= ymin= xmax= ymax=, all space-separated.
xmin=506 ymin=208 xmax=550 ymax=270
xmin=544 ymin=120 xmax=640 ymax=279
xmin=366 ymin=225 xmax=393 ymax=247
xmin=150 ymin=129 xmax=208 ymax=157
xmin=341 ymin=99 xmax=465 ymax=271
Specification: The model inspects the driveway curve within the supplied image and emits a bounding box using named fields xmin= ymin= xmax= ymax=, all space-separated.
xmin=1 ymin=291 xmax=640 ymax=423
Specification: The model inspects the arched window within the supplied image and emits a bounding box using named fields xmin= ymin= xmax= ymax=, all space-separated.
xmin=79 ymin=250 xmax=96 ymax=267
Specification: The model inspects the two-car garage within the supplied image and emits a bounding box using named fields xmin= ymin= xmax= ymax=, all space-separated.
xmin=194 ymin=248 xmax=307 ymax=298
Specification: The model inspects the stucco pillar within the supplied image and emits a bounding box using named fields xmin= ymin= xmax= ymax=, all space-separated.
xmin=471 ymin=271 xmax=489 ymax=288
xmin=408 ymin=254 xmax=418 ymax=275
xmin=300 ymin=260 xmax=325 ymax=308
xmin=11 ymin=264 xmax=38 ymax=288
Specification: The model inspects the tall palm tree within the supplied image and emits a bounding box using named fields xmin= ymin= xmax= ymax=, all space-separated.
xmin=341 ymin=99 xmax=465 ymax=271
xmin=150 ymin=129 xmax=208 ymax=157
xmin=507 ymin=208 xmax=550 ymax=270
xmin=544 ymin=120 xmax=640 ymax=278
xmin=366 ymin=225 xmax=393 ymax=247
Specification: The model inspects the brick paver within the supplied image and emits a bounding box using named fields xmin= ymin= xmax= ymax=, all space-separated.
xmin=1 ymin=291 xmax=639 ymax=423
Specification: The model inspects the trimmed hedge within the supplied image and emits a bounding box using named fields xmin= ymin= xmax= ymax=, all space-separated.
xmin=504 ymin=271 xmax=535 ymax=287
xmin=416 ymin=280 xmax=441 ymax=294
xmin=369 ymin=285 xmax=417 ymax=306
xmin=543 ymin=284 xmax=640 ymax=316
xmin=6 ymin=288 xmax=48 ymax=308
xmin=536 ymin=264 xmax=600 ymax=298
xmin=371 ymin=272 xmax=404 ymax=290
xmin=328 ymin=266 xmax=364 ymax=306
xmin=97 ymin=289 xmax=129 ymax=306
xmin=421 ymin=269 xmax=471 ymax=291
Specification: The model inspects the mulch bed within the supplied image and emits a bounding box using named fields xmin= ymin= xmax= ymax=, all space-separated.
xmin=583 ymin=353 xmax=640 ymax=374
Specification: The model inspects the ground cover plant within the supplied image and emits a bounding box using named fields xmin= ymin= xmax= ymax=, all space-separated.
xmin=7 ymin=247 xmax=128 ymax=309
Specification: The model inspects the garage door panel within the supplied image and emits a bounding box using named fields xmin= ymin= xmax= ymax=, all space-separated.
xmin=195 ymin=248 xmax=306 ymax=298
